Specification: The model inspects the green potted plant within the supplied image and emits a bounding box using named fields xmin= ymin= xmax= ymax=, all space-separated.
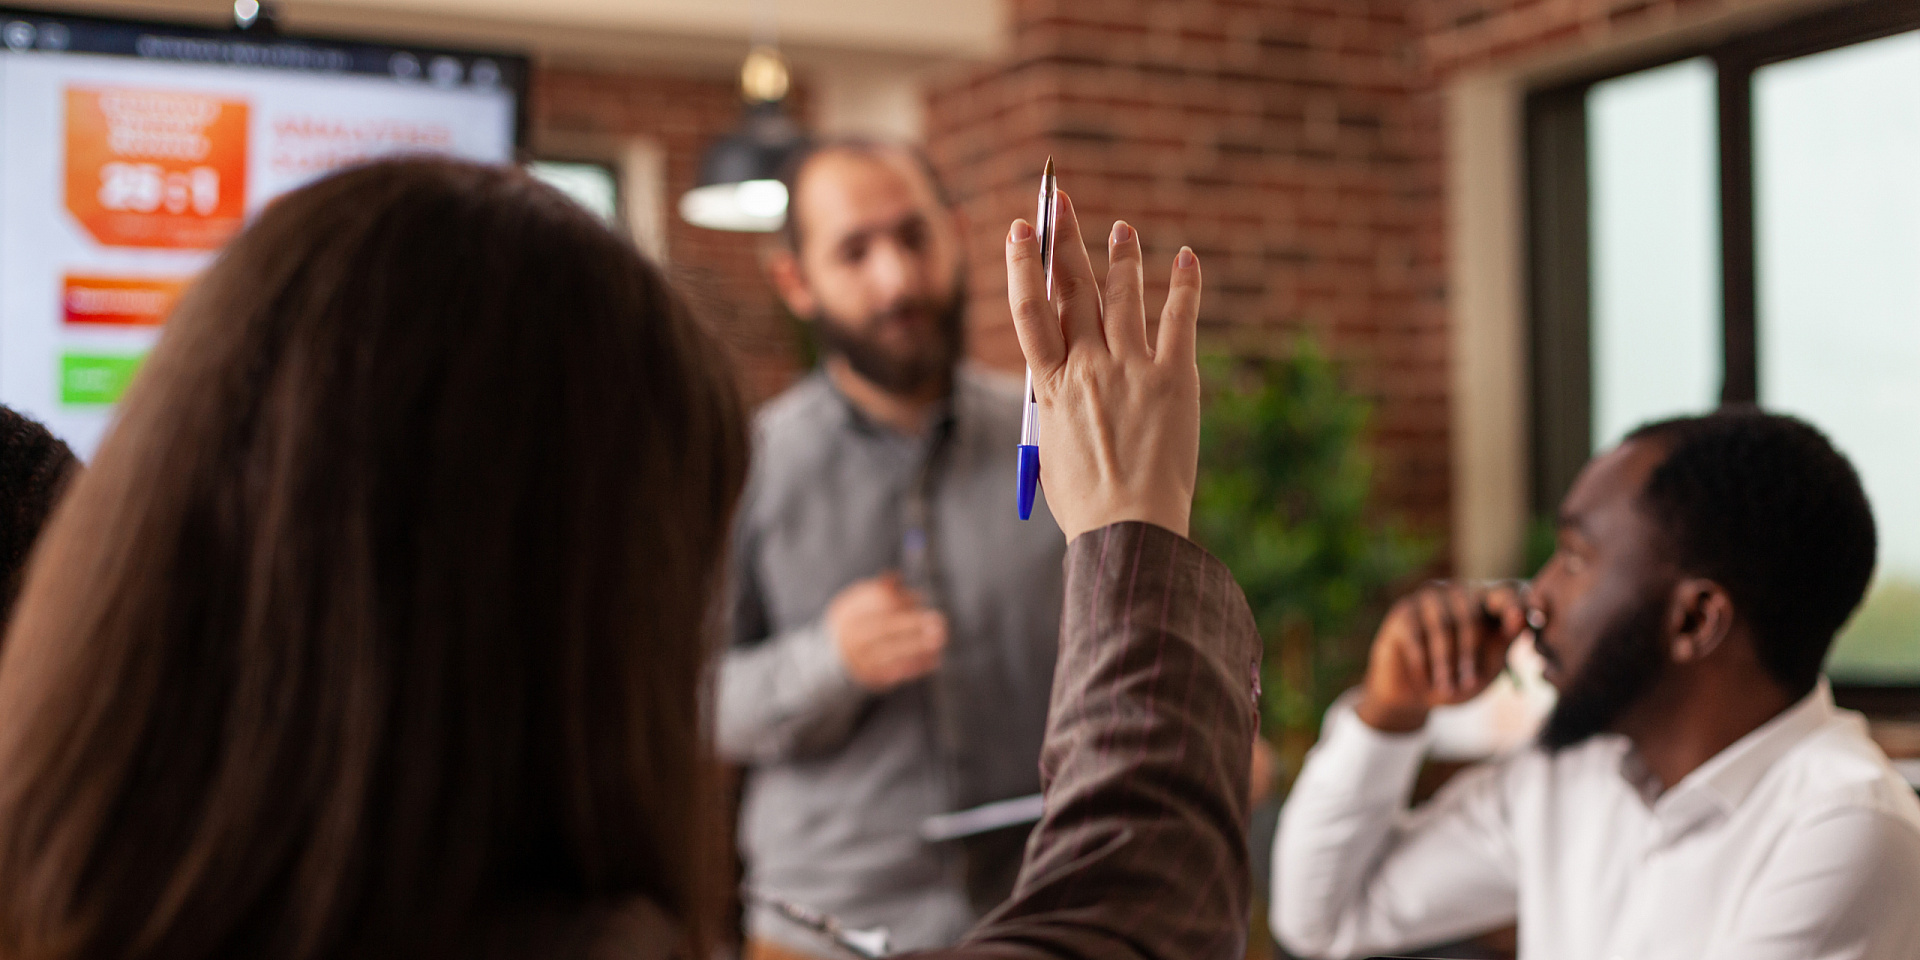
xmin=1191 ymin=339 xmax=1433 ymax=788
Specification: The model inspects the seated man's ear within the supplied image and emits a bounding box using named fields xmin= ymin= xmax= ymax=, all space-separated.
xmin=766 ymin=247 xmax=817 ymax=320
xmin=1667 ymin=578 xmax=1736 ymax=664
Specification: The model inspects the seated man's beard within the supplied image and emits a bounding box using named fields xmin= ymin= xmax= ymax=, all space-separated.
xmin=1538 ymin=591 xmax=1670 ymax=751
xmin=812 ymin=288 xmax=967 ymax=398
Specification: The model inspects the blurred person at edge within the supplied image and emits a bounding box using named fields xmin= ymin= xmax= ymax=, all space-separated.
xmin=1274 ymin=409 xmax=1920 ymax=960
xmin=717 ymin=140 xmax=1065 ymax=959
xmin=0 ymin=156 xmax=1262 ymax=960
xmin=0 ymin=405 xmax=76 ymax=626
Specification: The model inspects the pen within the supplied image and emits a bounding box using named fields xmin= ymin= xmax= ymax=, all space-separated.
xmin=743 ymin=888 xmax=892 ymax=959
xmin=1017 ymin=157 xmax=1056 ymax=521
xmin=1477 ymin=580 xmax=1544 ymax=686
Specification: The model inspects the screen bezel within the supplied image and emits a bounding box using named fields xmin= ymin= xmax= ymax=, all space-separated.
xmin=0 ymin=3 xmax=531 ymax=154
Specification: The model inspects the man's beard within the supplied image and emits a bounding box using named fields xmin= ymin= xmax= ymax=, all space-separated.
xmin=1538 ymin=590 xmax=1670 ymax=752
xmin=811 ymin=282 xmax=967 ymax=398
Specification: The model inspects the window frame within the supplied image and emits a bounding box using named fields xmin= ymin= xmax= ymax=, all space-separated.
xmin=1522 ymin=0 xmax=1920 ymax=711
xmin=525 ymin=156 xmax=626 ymax=228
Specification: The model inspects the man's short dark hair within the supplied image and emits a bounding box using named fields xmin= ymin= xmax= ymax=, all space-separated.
xmin=777 ymin=137 xmax=955 ymax=252
xmin=0 ymin=405 xmax=76 ymax=619
xmin=1625 ymin=408 xmax=1876 ymax=697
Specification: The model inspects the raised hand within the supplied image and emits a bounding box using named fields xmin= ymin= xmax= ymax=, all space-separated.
xmin=1005 ymin=191 xmax=1203 ymax=543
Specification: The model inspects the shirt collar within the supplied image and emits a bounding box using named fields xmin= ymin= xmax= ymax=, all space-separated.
xmin=1633 ymin=679 xmax=1836 ymax=836
xmin=816 ymin=367 xmax=960 ymax=442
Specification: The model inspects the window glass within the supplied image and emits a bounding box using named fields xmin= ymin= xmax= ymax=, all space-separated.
xmin=527 ymin=160 xmax=620 ymax=225
xmin=1756 ymin=29 xmax=1920 ymax=681
xmin=1586 ymin=58 xmax=1723 ymax=452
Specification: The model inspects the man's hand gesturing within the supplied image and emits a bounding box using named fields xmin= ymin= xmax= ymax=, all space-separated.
xmin=1355 ymin=582 xmax=1529 ymax=733
xmin=1004 ymin=192 xmax=1202 ymax=544
xmin=828 ymin=572 xmax=948 ymax=691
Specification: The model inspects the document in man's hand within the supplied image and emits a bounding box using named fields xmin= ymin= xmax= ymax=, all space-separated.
xmin=919 ymin=793 xmax=1045 ymax=842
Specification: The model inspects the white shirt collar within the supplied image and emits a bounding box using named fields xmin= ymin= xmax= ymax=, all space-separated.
xmin=1625 ymin=679 xmax=1836 ymax=837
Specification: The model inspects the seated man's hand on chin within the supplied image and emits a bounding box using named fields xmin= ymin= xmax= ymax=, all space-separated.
xmin=1355 ymin=581 xmax=1531 ymax=733
xmin=1004 ymin=190 xmax=1201 ymax=543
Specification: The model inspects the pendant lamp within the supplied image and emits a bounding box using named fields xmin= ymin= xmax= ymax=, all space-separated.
xmin=680 ymin=44 xmax=806 ymax=232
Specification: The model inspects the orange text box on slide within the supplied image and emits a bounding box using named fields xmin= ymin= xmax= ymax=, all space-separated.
xmin=62 ymin=274 xmax=189 ymax=327
xmin=65 ymin=88 xmax=249 ymax=250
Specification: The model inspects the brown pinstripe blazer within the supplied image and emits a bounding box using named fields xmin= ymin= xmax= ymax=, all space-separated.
xmin=565 ymin=522 xmax=1260 ymax=960
xmin=924 ymin=521 xmax=1265 ymax=960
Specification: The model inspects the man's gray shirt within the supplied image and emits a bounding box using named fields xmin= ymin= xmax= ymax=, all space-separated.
xmin=717 ymin=367 xmax=1066 ymax=954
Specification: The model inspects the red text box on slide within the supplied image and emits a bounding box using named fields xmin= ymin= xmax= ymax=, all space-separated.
xmin=62 ymin=274 xmax=189 ymax=327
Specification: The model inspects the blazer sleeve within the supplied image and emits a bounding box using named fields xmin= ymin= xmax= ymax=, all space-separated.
xmin=920 ymin=521 xmax=1263 ymax=960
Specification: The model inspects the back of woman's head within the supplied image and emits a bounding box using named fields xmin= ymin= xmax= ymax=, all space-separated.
xmin=0 ymin=157 xmax=748 ymax=960
xmin=0 ymin=405 xmax=77 ymax=625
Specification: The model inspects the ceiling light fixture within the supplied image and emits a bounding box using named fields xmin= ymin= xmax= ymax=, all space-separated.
xmin=680 ymin=8 xmax=806 ymax=233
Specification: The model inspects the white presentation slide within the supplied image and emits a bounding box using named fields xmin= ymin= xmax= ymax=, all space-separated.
xmin=0 ymin=24 xmax=518 ymax=456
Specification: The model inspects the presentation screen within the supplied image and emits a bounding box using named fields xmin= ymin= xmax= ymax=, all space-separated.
xmin=0 ymin=7 xmax=525 ymax=456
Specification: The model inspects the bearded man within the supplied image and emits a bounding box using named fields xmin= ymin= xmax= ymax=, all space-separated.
xmin=1272 ymin=408 xmax=1920 ymax=960
xmin=716 ymin=141 xmax=1066 ymax=960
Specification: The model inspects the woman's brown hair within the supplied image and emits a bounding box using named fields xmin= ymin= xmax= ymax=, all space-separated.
xmin=0 ymin=158 xmax=747 ymax=960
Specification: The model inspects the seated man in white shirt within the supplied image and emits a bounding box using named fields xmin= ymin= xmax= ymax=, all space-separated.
xmin=1273 ymin=408 xmax=1920 ymax=960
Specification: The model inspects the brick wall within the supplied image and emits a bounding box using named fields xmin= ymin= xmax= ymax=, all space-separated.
xmin=924 ymin=0 xmax=1452 ymax=533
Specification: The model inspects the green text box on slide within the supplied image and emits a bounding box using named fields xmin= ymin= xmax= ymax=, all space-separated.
xmin=61 ymin=352 xmax=145 ymax=406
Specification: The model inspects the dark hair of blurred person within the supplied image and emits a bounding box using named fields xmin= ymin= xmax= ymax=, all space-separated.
xmin=0 ymin=406 xmax=76 ymax=621
xmin=1536 ymin=409 xmax=1877 ymax=748
xmin=776 ymin=138 xmax=954 ymax=253
xmin=1632 ymin=412 xmax=1876 ymax=687
xmin=0 ymin=158 xmax=748 ymax=960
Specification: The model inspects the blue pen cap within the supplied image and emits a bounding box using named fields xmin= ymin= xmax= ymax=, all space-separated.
xmin=1016 ymin=444 xmax=1040 ymax=520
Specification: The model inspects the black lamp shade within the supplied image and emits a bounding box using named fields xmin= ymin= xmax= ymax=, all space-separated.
xmin=682 ymin=101 xmax=807 ymax=232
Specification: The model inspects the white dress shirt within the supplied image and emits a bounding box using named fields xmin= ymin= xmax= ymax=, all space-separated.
xmin=1273 ymin=681 xmax=1920 ymax=960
